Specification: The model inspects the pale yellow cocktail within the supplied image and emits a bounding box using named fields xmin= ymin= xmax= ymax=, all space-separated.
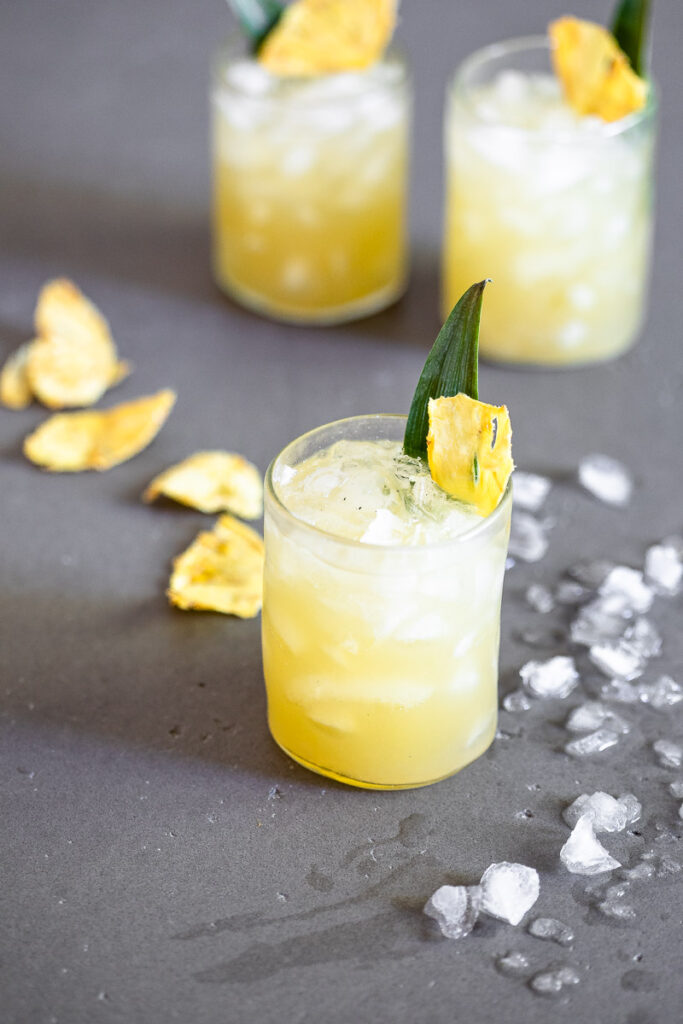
xmin=442 ymin=38 xmax=656 ymax=365
xmin=262 ymin=415 xmax=511 ymax=789
xmin=212 ymin=47 xmax=410 ymax=324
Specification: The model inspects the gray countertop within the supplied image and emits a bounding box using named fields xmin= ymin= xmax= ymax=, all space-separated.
xmin=1 ymin=1 xmax=682 ymax=1022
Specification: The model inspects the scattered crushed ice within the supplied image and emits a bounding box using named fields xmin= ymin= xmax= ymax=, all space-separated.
xmin=641 ymin=676 xmax=681 ymax=710
xmin=588 ymin=639 xmax=645 ymax=681
xmin=502 ymin=689 xmax=532 ymax=713
xmin=565 ymin=702 xmax=630 ymax=735
xmin=597 ymin=900 xmax=636 ymax=921
xmin=480 ymin=862 xmax=540 ymax=926
xmin=570 ymin=595 xmax=631 ymax=647
xmin=509 ymin=511 xmax=549 ymax=562
xmin=496 ymin=951 xmax=530 ymax=976
xmin=669 ymin=781 xmax=683 ymax=799
xmin=578 ymin=454 xmax=632 ymax=506
xmin=560 ymin=815 xmax=620 ymax=875
xmin=598 ymin=567 xmax=654 ymax=614
xmin=644 ymin=543 xmax=682 ymax=595
xmin=513 ymin=472 xmax=552 ymax=513
xmin=528 ymin=917 xmax=574 ymax=946
xmin=565 ymin=728 xmax=620 ymax=757
xmin=567 ymin=559 xmax=615 ymax=589
xmin=653 ymin=739 xmax=682 ymax=769
xmin=618 ymin=793 xmax=642 ymax=825
xmin=520 ymin=656 xmax=578 ymax=699
xmin=563 ymin=793 xmax=628 ymax=832
xmin=530 ymin=965 xmax=581 ymax=996
xmin=423 ymin=884 xmax=482 ymax=939
xmin=526 ymin=583 xmax=555 ymax=613
xmin=555 ymin=580 xmax=590 ymax=605
xmin=621 ymin=862 xmax=655 ymax=881
xmin=622 ymin=617 xmax=662 ymax=659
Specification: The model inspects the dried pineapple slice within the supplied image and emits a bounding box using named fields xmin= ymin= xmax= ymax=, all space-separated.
xmin=144 ymin=450 xmax=263 ymax=518
xmin=427 ymin=394 xmax=513 ymax=517
xmin=258 ymin=0 xmax=397 ymax=76
xmin=549 ymin=17 xmax=647 ymax=123
xmin=28 ymin=279 xmax=129 ymax=408
xmin=23 ymin=389 xmax=176 ymax=472
xmin=168 ymin=514 xmax=264 ymax=617
xmin=0 ymin=342 xmax=34 ymax=409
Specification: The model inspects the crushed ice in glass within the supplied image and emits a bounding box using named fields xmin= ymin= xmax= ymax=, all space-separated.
xmin=565 ymin=702 xmax=630 ymax=735
xmin=512 ymin=471 xmax=551 ymax=513
xmin=423 ymin=884 xmax=482 ymax=939
xmin=653 ymin=739 xmax=682 ymax=769
xmin=644 ymin=543 xmax=682 ymax=595
xmin=508 ymin=511 xmax=549 ymax=562
xmin=578 ymin=454 xmax=632 ymax=507
xmin=520 ymin=656 xmax=578 ymax=699
xmin=565 ymin=728 xmax=619 ymax=757
xmin=530 ymin=965 xmax=581 ymax=996
xmin=528 ymin=917 xmax=574 ymax=946
xmin=502 ymin=689 xmax=532 ymax=713
xmin=479 ymin=862 xmax=540 ymax=926
xmin=560 ymin=815 xmax=620 ymax=874
xmin=526 ymin=583 xmax=555 ymax=613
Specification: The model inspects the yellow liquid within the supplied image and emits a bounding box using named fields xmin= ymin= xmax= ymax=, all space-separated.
xmin=212 ymin=58 xmax=409 ymax=324
xmin=442 ymin=75 xmax=655 ymax=365
xmin=262 ymin=437 xmax=510 ymax=789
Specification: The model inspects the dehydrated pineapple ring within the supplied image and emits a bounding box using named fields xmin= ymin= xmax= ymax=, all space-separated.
xmin=144 ymin=451 xmax=263 ymax=518
xmin=258 ymin=0 xmax=397 ymax=76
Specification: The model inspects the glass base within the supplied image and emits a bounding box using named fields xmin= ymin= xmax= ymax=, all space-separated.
xmin=270 ymin=727 xmax=496 ymax=791
xmin=214 ymin=272 xmax=407 ymax=327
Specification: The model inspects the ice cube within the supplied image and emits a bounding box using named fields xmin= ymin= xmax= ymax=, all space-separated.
xmin=503 ymin=689 xmax=532 ymax=713
xmin=496 ymin=951 xmax=530 ymax=976
xmin=512 ymin=472 xmax=551 ymax=513
xmin=479 ymin=862 xmax=540 ymax=926
xmin=528 ymin=917 xmax=575 ymax=946
xmin=653 ymin=739 xmax=683 ymax=769
xmin=599 ymin=567 xmax=654 ymax=614
xmin=423 ymin=884 xmax=482 ymax=939
xmin=598 ymin=679 xmax=641 ymax=704
xmin=508 ymin=511 xmax=549 ymax=562
xmin=578 ymin=454 xmax=632 ymax=506
xmin=563 ymin=792 xmax=628 ymax=832
xmin=530 ymin=966 xmax=581 ymax=996
xmin=588 ymin=639 xmax=644 ymax=681
xmin=621 ymin=861 xmax=655 ymax=881
xmin=618 ymin=793 xmax=642 ymax=825
xmin=520 ymin=656 xmax=578 ymax=699
xmin=570 ymin=596 xmax=631 ymax=647
xmin=560 ymin=815 xmax=621 ymax=874
xmin=622 ymin=618 xmax=662 ymax=659
xmin=565 ymin=729 xmax=620 ymax=757
xmin=640 ymin=675 xmax=682 ymax=710
xmin=597 ymin=900 xmax=636 ymax=920
xmin=526 ymin=583 xmax=555 ymax=614
xmin=669 ymin=781 xmax=683 ymax=799
xmin=644 ymin=543 xmax=682 ymax=595
xmin=565 ymin=701 xmax=630 ymax=735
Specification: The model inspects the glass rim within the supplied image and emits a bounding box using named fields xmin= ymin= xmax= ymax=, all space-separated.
xmin=212 ymin=35 xmax=410 ymax=107
xmin=450 ymin=34 xmax=657 ymax=140
xmin=265 ymin=414 xmax=512 ymax=553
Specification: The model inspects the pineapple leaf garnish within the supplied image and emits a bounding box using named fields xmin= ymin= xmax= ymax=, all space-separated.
xmin=227 ymin=0 xmax=285 ymax=51
xmin=403 ymin=280 xmax=488 ymax=460
xmin=610 ymin=0 xmax=650 ymax=76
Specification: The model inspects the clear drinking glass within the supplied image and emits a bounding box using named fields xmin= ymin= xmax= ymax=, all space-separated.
xmin=442 ymin=37 xmax=657 ymax=366
xmin=262 ymin=415 xmax=512 ymax=790
xmin=211 ymin=42 xmax=411 ymax=325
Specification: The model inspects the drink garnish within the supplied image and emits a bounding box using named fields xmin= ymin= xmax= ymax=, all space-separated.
xmin=404 ymin=280 xmax=513 ymax=517
xmin=255 ymin=0 xmax=397 ymax=76
xmin=226 ymin=0 xmax=285 ymax=52
xmin=549 ymin=8 xmax=649 ymax=123
xmin=611 ymin=0 xmax=650 ymax=77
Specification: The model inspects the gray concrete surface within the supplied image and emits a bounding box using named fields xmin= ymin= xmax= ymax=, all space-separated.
xmin=1 ymin=1 xmax=682 ymax=1022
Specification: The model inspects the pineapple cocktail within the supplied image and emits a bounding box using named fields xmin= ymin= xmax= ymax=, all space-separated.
xmin=262 ymin=283 xmax=514 ymax=789
xmin=442 ymin=23 xmax=656 ymax=365
xmin=212 ymin=1 xmax=410 ymax=324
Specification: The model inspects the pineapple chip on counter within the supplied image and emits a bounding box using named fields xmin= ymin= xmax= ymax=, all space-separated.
xmin=143 ymin=451 xmax=263 ymax=518
xmin=23 ymin=389 xmax=176 ymax=472
xmin=168 ymin=514 xmax=265 ymax=617
xmin=0 ymin=342 xmax=33 ymax=410
xmin=0 ymin=278 xmax=130 ymax=410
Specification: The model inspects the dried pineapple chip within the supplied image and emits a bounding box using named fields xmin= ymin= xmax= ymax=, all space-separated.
xmin=168 ymin=514 xmax=264 ymax=617
xmin=23 ymin=389 xmax=176 ymax=472
xmin=0 ymin=342 xmax=34 ymax=409
xmin=549 ymin=17 xmax=647 ymax=122
xmin=259 ymin=0 xmax=397 ymax=76
xmin=144 ymin=450 xmax=263 ymax=518
xmin=427 ymin=394 xmax=514 ymax=518
xmin=28 ymin=279 xmax=129 ymax=408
